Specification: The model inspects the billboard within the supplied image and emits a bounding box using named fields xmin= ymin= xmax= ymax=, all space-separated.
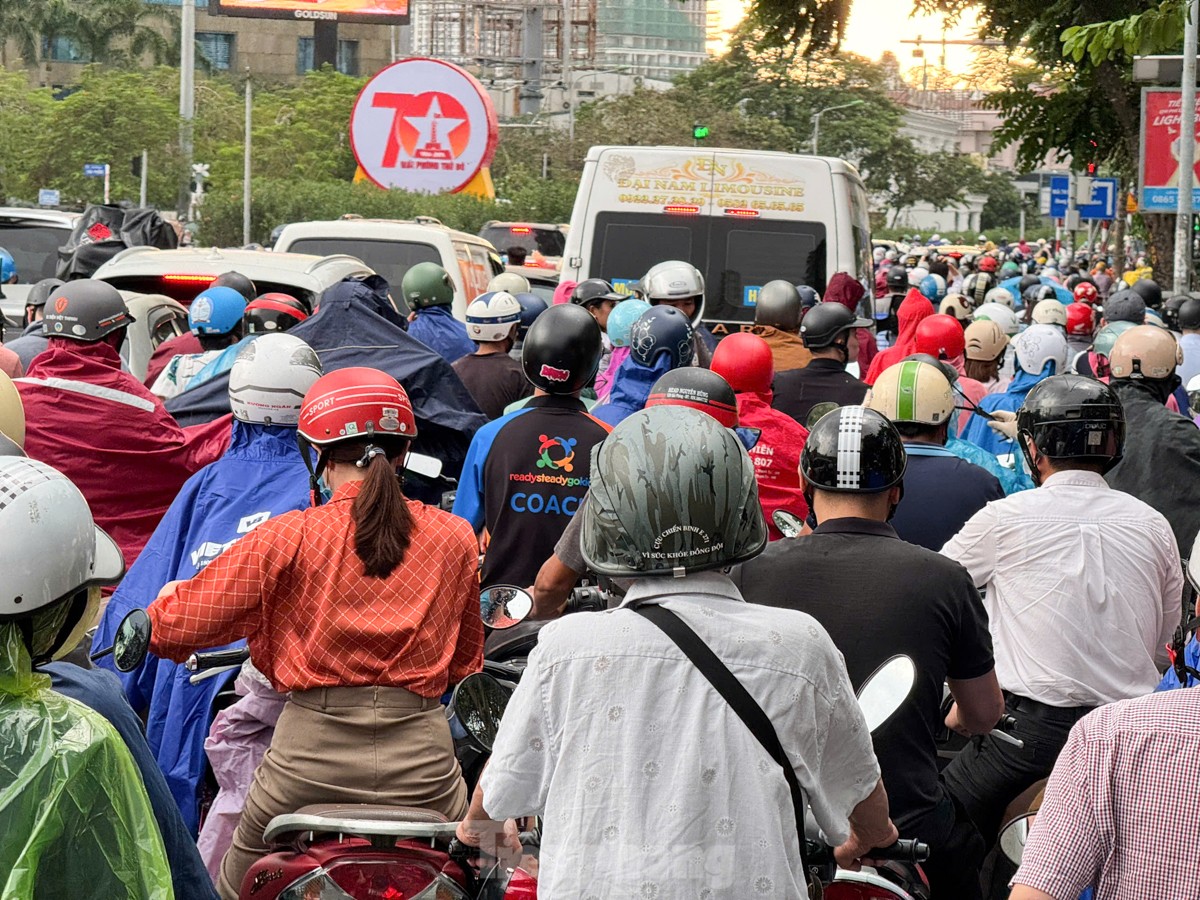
xmin=1139 ymin=87 xmax=1200 ymax=212
xmin=215 ymin=0 xmax=408 ymax=25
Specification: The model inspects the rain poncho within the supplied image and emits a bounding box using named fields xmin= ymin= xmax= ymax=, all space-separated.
xmin=0 ymin=625 xmax=172 ymax=898
xmin=959 ymin=363 xmax=1054 ymax=457
xmin=92 ymin=419 xmax=312 ymax=833
xmin=407 ymin=306 xmax=475 ymax=365
xmin=946 ymin=436 xmax=1034 ymax=495
xmin=594 ymin=345 xmax=630 ymax=402
xmin=145 ymin=331 xmax=202 ymax=387
xmin=735 ymin=389 xmax=810 ymax=540
xmin=592 ymin=353 xmax=674 ymax=427
xmin=17 ymin=338 xmax=229 ymax=569
xmin=826 ymin=271 xmax=878 ymax=375
xmin=864 ymin=290 xmax=935 ymax=384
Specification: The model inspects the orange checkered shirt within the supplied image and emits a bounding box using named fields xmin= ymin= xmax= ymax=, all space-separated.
xmin=149 ymin=481 xmax=484 ymax=696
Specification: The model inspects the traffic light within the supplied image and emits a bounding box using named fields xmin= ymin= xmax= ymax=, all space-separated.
xmin=692 ymin=123 xmax=710 ymax=141
xmin=1085 ymin=138 xmax=1098 ymax=176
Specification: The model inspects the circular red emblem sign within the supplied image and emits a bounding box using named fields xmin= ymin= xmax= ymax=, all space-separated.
xmin=54 ymin=296 xmax=69 ymax=314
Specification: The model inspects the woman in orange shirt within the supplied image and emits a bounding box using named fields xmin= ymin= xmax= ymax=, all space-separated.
xmin=148 ymin=367 xmax=483 ymax=900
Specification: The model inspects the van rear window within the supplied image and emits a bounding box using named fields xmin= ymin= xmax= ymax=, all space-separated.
xmin=285 ymin=238 xmax=438 ymax=297
xmin=589 ymin=212 xmax=826 ymax=324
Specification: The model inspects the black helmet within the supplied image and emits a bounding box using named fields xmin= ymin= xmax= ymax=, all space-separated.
xmin=645 ymin=367 xmax=739 ymax=429
xmin=796 ymin=285 xmax=821 ymax=309
xmin=1163 ymin=295 xmax=1188 ymax=331
xmin=26 ymin=278 xmax=63 ymax=309
xmin=571 ymin=278 xmax=623 ymax=308
xmin=514 ymin=292 xmax=548 ymax=339
xmin=799 ymin=301 xmax=871 ymax=349
xmin=580 ymin=406 xmax=767 ymax=577
xmin=886 ymin=265 xmax=908 ymax=292
xmin=1131 ymin=278 xmax=1164 ymax=310
xmin=1065 ymin=273 xmax=1096 ymax=293
xmin=521 ymin=303 xmax=602 ymax=394
xmin=1022 ymin=283 xmax=1057 ymax=309
xmin=800 ymin=405 xmax=906 ymax=493
xmin=754 ymin=281 xmax=802 ymax=331
xmin=1018 ymin=274 xmax=1041 ymax=294
xmin=1016 ymin=374 xmax=1124 ymax=474
xmin=211 ymin=271 xmax=257 ymax=302
xmin=245 ymin=292 xmax=309 ymax=334
xmin=629 ymin=306 xmax=695 ymax=369
xmin=41 ymin=280 xmax=134 ymax=341
xmin=1179 ymin=297 xmax=1200 ymax=331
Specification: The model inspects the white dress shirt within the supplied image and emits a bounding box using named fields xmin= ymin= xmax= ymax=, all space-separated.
xmin=481 ymin=572 xmax=881 ymax=899
xmin=942 ymin=470 xmax=1181 ymax=707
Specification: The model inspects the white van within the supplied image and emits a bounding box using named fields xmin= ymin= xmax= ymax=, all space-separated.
xmin=561 ymin=146 xmax=873 ymax=335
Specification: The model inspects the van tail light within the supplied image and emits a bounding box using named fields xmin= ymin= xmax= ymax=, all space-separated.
xmin=663 ymin=205 xmax=700 ymax=216
xmin=161 ymin=274 xmax=217 ymax=287
xmin=723 ymin=208 xmax=760 ymax=218
xmin=509 ymin=226 xmax=532 ymax=234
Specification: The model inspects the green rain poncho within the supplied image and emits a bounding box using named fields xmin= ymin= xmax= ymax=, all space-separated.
xmin=0 ymin=624 xmax=173 ymax=898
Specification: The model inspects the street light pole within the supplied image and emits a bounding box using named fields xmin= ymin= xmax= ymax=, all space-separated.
xmin=810 ymin=100 xmax=864 ymax=155
xmin=1174 ymin=0 xmax=1198 ymax=294
xmin=180 ymin=0 xmax=196 ymax=217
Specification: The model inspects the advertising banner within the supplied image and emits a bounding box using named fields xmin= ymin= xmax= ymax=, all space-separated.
xmin=1139 ymin=87 xmax=1200 ymax=212
xmin=216 ymin=0 xmax=409 ymax=25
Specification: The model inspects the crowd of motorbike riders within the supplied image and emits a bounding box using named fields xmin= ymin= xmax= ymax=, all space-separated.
xmin=3 ymin=231 xmax=1200 ymax=900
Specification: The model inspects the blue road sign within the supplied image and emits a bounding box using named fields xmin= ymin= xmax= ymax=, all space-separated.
xmin=1048 ymin=176 xmax=1119 ymax=220
xmin=83 ymin=163 xmax=107 ymax=177
xmin=37 ymin=189 xmax=60 ymax=207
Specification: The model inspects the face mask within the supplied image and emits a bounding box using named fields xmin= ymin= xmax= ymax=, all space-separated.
xmin=316 ymin=475 xmax=334 ymax=505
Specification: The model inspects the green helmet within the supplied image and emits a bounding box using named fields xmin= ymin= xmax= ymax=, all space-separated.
xmin=581 ymin=406 xmax=767 ymax=578
xmin=401 ymin=262 xmax=454 ymax=310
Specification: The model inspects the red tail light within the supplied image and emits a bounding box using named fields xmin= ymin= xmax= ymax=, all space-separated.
xmin=663 ymin=205 xmax=700 ymax=216
xmin=161 ymin=274 xmax=216 ymax=286
xmin=509 ymin=226 xmax=532 ymax=234
xmin=723 ymin=208 xmax=760 ymax=218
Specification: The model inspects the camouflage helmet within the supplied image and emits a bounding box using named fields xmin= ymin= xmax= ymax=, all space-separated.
xmin=581 ymin=406 xmax=767 ymax=578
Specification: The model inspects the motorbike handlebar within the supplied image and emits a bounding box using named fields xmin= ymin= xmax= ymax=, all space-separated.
xmin=565 ymin=585 xmax=607 ymax=615
xmin=807 ymin=838 xmax=930 ymax=865
xmin=185 ymin=647 xmax=250 ymax=672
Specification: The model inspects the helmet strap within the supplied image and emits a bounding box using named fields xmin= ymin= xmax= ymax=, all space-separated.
xmin=1018 ymin=432 xmax=1043 ymax=486
xmin=297 ymin=433 xmax=326 ymax=506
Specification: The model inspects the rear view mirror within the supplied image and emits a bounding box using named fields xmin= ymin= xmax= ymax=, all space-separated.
xmin=772 ymin=510 xmax=805 ymax=539
xmin=113 ymin=609 xmax=152 ymax=672
xmin=857 ymin=655 xmax=916 ymax=733
xmin=480 ymin=585 xmax=533 ymax=629
xmin=998 ymin=813 xmax=1034 ymax=866
xmin=448 ymin=673 xmax=512 ymax=752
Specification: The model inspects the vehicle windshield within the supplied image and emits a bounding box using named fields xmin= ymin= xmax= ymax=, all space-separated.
xmin=0 ymin=221 xmax=70 ymax=282
xmin=285 ymin=238 xmax=439 ymax=294
xmin=480 ymin=226 xmax=566 ymax=259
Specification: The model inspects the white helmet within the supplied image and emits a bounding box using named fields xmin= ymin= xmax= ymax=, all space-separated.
xmin=984 ymin=286 xmax=1015 ymax=309
xmin=908 ymin=266 xmax=930 ymax=287
xmin=487 ymin=272 xmax=530 ymax=295
xmin=1031 ymin=299 xmax=1067 ymax=328
xmin=1013 ymin=323 xmax=1069 ymax=376
xmin=466 ymin=291 xmax=523 ymax=342
xmin=229 ymin=334 xmax=323 ymax=427
xmin=867 ymin=359 xmax=955 ymax=426
xmin=939 ymin=293 xmax=972 ymax=322
xmin=642 ymin=260 xmax=706 ymax=324
xmin=973 ymin=302 xmax=1020 ymax=336
xmin=0 ymin=457 xmax=125 ymax=659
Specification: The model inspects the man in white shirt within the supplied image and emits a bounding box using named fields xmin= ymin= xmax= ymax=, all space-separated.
xmin=941 ymin=374 xmax=1181 ymax=845
xmin=456 ymin=406 xmax=897 ymax=898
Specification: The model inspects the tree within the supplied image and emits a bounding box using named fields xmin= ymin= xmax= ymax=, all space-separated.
xmin=64 ymin=0 xmax=174 ymax=65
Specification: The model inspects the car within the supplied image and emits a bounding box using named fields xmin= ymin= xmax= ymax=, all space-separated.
xmin=273 ymin=217 xmax=504 ymax=319
xmin=479 ymin=221 xmax=568 ymax=267
xmin=505 ymin=265 xmax=560 ymax=304
xmin=0 ymin=207 xmax=81 ymax=335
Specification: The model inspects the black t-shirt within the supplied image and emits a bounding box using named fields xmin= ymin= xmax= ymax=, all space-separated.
xmin=452 ymin=352 xmax=534 ymax=420
xmin=731 ymin=517 xmax=994 ymax=829
xmin=772 ymin=358 xmax=869 ymax=426
xmin=890 ymin=450 xmax=1004 ymax=551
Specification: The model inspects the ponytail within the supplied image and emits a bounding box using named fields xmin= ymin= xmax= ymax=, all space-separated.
xmin=331 ymin=439 xmax=414 ymax=578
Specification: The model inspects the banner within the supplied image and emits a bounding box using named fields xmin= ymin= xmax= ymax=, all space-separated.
xmin=216 ymin=0 xmax=409 ymax=24
xmin=1139 ymin=87 xmax=1200 ymax=212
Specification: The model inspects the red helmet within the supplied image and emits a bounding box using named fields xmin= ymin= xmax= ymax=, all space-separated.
xmin=977 ymin=256 xmax=998 ymax=273
xmin=245 ymin=292 xmax=309 ymax=333
xmin=298 ymin=367 xmax=417 ymax=447
xmin=1073 ymin=281 xmax=1100 ymax=305
xmin=1066 ymin=302 xmax=1096 ymax=337
xmin=914 ymin=314 xmax=965 ymax=360
xmin=711 ymin=332 xmax=774 ymax=394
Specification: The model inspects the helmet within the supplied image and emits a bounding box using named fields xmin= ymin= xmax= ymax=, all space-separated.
xmin=1013 ymin=324 xmax=1069 ymax=376
xmin=1018 ymin=274 xmax=1042 ymax=295
xmin=1104 ymin=288 xmax=1147 ymax=324
xmin=1073 ymin=281 xmax=1100 ymax=305
xmin=939 ymin=293 xmax=972 ymax=322
xmin=642 ymin=260 xmax=705 ymax=323
xmin=645 ymin=368 xmax=739 ymax=429
xmin=244 ymin=293 xmax=309 ymax=334
xmin=964 ymin=319 xmax=1009 ymax=361
xmin=754 ymin=280 xmax=803 ymax=331
xmin=800 ymin=301 xmax=872 ymax=349
xmin=41 ymin=279 xmax=134 ymax=341
xmin=1016 ymin=375 xmax=1124 ymax=473
xmin=1108 ymin=325 xmax=1182 ymax=380
xmin=513 ymin=292 xmax=548 ymax=340
xmin=1032 ymin=299 xmax=1067 ymax=327
xmin=401 ymin=262 xmax=454 ymax=310
xmin=919 ymin=273 xmax=947 ymax=302
xmin=211 ymin=271 xmax=257 ymax=302
xmin=909 ymin=267 xmax=930 ymax=287
xmin=189 ymin=286 xmax=247 ymax=335
xmin=26 ymin=277 xmax=63 ymax=311
xmin=1093 ymin=321 xmax=1136 ymax=358
xmin=1163 ymin=295 xmax=1188 ymax=331
xmin=1065 ymin=303 xmax=1095 ymax=338
xmin=229 ymin=333 xmax=323 ymax=427
xmin=580 ymin=406 xmax=766 ymax=577
xmin=465 ymin=291 xmax=522 ymax=342
xmin=570 ymin=278 xmax=623 ymax=308
xmin=1023 ymin=284 xmax=1058 ymax=309
xmin=796 ymin=285 xmax=821 ymax=309
xmin=607 ymin=298 xmax=651 ymax=349
xmin=963 ymin=272 xmax=997 ymax=307
xmin=977 ymin=255 xmax=999 ymax=273
xmin=886 ymin=265 xmax=908 ymax=292
xmin=973 ymin=302 xmax=1020 ymax=336
xmin=629 ymin=305 xmax=695 ymax=369
xmin=0 ymin=456 xmax=125 ymax=661
xmin=711 ymin=332 xmax=774 ymax=395
xmin=0 ymin=247 xmax=14 ymax=282
xmin=867 ymin=360 xmax=954 ymax=426
xmin=1179 ymin=297 xmax=1200 ymax=330
xmin=0 ymin=371 xmax=24 ymax=447
xmin=298 ymin=367 xmax=417 ymax=447
xmin=914 ymin=314 xmax=965 ymax=360
xmin=1131 ymin=278 xmax=1164 ymax=309
xmin=1000 ymin=261 xmax=1021 ymax=278
xmin=487 ymin=272 xmax=530 ymax=295
xmin=984 ymin=286 xmax=1015 ymax=309
xmin=800 ymin=405 xmax=906 ymax=493
xmin=521 ymin=303 xmax=603 ymax=394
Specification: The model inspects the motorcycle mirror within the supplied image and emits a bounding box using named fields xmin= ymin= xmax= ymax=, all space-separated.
xmin=480 ymin=585 xmax=534 ymax=630
xmin=448 ymin=672 xmax=512 ymax=752
xmin=857 ymin=654 xmax=916 ymax=733
xmin=997 ymin=812 xmax=1034 ymax=866
xmin=405 ymin=451 xmax=443 ymax=480
xmin=772 ymin=510 xmax=805 ymax=539
xmin=113 ymin=609 xmax=152 ymax=672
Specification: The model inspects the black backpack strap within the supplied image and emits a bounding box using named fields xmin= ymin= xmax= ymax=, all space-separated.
xmin=633 ymin=603 xmax=817 ymax=894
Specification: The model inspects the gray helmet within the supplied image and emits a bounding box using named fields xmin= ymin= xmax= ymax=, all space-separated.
xmin=41 ymin=280 xmax=134 ymax=341
xmin=754 ymin=281 xmax=803 ymax=332
xmin=581 ymin=406 xmax=767 ymax=578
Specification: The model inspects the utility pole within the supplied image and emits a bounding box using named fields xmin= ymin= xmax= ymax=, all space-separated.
xmin=243 ymin=70 xmax=252 ymax=247
xmin=562 ymin=0 xmax=573 ymax=143
xmin=138 ymin=149 xmax=148 ymax=208
xmin=180 ymin=0 xmax=196 ymax=217
xmin=1175 ymin=0 xmax=1198 ymax=294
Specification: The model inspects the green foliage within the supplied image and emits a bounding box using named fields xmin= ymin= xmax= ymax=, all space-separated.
xmin=1062 ymin=2 xmax=1183 ymax=65
xmin=0 ymin=69 xmax=55 ymax=201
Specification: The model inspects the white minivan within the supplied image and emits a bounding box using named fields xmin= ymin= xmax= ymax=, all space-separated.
xmin=560 ymin=146 xmax=873 ymax=335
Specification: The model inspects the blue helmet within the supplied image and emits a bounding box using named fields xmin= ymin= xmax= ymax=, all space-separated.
xmin=607 ymin=298 xmax=651 ymax=349
xmin=513 ymin=292 xmax=548 ymax=339
xmin=0 ymin=248 xmax=15 ymax=283
xmin=629 ymin=305 xmax=695 ymax=369
xmin=919 ymin=274 xmax=947 ymax=302
xmin=796 ymin=285 xmax=821 ymax=309
xmin=189 ymin=286 xmax=247 ymax=335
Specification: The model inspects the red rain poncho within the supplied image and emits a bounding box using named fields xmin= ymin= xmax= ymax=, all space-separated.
xmin=864 ymin=289 xmax=936 ymax=385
